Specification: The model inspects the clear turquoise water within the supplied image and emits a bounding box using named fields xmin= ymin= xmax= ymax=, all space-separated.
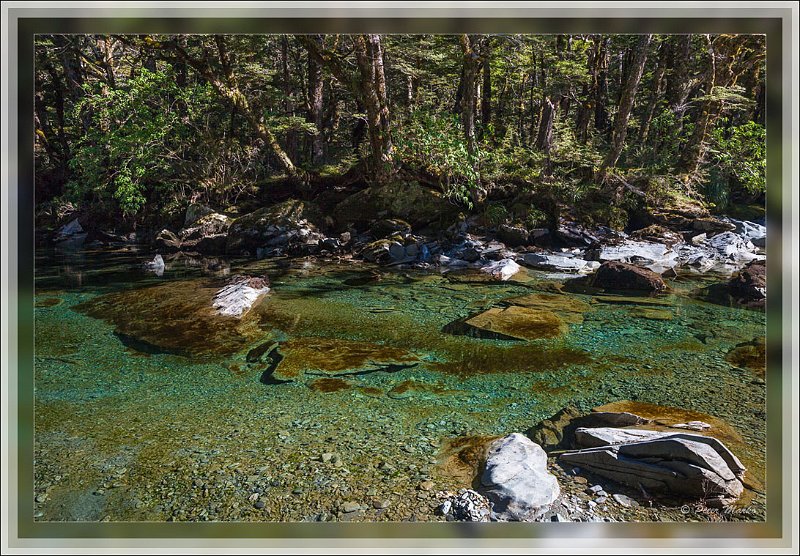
xmin=33 ymin=246 xmax=766 ymax=522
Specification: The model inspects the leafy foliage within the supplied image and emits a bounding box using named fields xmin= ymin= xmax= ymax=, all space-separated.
xmin=394 ymin=110 xmax=480 ymax=207
xmin=710 ymin=120 xmax=766 ymax=195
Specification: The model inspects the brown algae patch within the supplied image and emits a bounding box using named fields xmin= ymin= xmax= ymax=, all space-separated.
xmin=593 ymin=294 xmax=672 ymax=306
xmin=628 ymin=307 xmax=674 ymax=321
xmin=431 ymin=342 xmax=592 ymax=377
xmin=272 ymin=337 xmax=418 ymax=380
xmin=308 ymin=377 xmax=352 ymax=393
xmin=458 ymin=306 xmax=567 ymax=341
xmin=73 ymin=280 xmax=268 ymax=358
xmin=725 ymin=337 xmax=765 ymax=377
xmin=506 ymin=292 xmax=593 ymax=324
xmin=35 ymin=297 xmax=64 ymax=308
xmin=435 ymin=435 xmax=499 ymax=488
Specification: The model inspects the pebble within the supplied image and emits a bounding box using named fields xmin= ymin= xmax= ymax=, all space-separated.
xmin=341 ymin=501 xmax=361 ymax=513
xmin=419 ymin=481 xmax=434 ymax=491
xmin=35 ymin=493 xmax=48 ymax=503
xmin=254 ymin=500 xmax=265 ymax=509
xmin=588 ymin=485 xmax=603 ymax=494
xmin=321 ymin=452 xmax=335 ymax=463
xmin=612 ymin=494 xmax=640 ymax=508
xmin=595 ymin=496 xmax=608 ymax=504
xmin=572 ymin=476 xmax=588 ymax=485
xmin=373 ymin=499 xmax=390 ymax=510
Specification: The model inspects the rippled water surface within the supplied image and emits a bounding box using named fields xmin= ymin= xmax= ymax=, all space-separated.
xmin=33 ymin=247 xmax=766 ymax=522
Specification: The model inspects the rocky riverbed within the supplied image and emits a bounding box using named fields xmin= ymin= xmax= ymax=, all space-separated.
xmin=32 ymin=237 xmax=766 ymax=523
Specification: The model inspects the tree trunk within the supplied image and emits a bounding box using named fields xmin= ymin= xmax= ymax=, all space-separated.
xmin=593 ymin=36 xmax=610 ymax=135
xmin=306 ymin=35 xmax=325 ymax=166
xmin=534 ymin=96 xmax=555 ymax=153
xmin=281 ymin=36 xmax=298 ymax=163
xmin=638 ymin=38 xmax=669 ymax=145
xmin=600 ymin=34 xmax=651 ymax=174
xmin=480 ymin=37 xmax=492 ymax=137
xmin=353 ymin=34 xmax=393 ymax=183
xmin=459 ymin=35 xmax=481 ymax=156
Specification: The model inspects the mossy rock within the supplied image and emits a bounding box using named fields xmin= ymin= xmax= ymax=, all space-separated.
xmin=226 ymin=200 xmax=323 ymax=255
xmin=333 ymin=181 xmax=458 ymax=230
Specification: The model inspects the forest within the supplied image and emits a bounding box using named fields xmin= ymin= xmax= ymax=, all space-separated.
xmin=34 ymin=33 xmax=766 ymax=238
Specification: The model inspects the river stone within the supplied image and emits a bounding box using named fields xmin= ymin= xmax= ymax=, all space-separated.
xmin=362 ymin=239 xmax=393 ymax=264
xmin=523 ymin=252 xmax=589 ymax=273
xmin=154 ymin=229 xmax=181 ymax=252
xmin=599 ymin=240 xmax=679 ymax=273
xmin=226 ymin=200 xmax=323 ymax=256
xmin=461 ymin=306 xmax=567 ymax=341
xmin=727 ymin=260 xmax=766 ymax=307
xmin=184 ymin=203 xmax=216 ymax=227
xmin=497 ymin=224 xmax=530 ymax=247
xmin=560 ymin=432 xmax=745 ymax=505
xmin=388 ymin=241 xmax=406 ymax=261
xmin=212 ymin=275 xmax=270 ymax=317
xmin=143 ymin=254 xmax=165 ymax=276
xmin=590 ymin=261 xmax=666 ymax=292
xmin=481 ymin=433 xmax=560 ymax=521
xmin=480 ymin=258 xmax=521 ymax=281
xmin=574 ymin=427 xmax=673 ymax=448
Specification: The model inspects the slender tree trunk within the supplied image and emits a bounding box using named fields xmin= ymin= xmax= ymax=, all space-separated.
xmin=480 ymin=37 xmax=492 ymax=137
xmin=353 ymin=34 xmax=393 ymax=183
xmin=281 ymin=36 xmax=298 ymax=163
xmin=535 ymin=96 xmax=555 ymax=153
xmin=638 ymin=39 xmax=669 ymax=145
xmin=593 ymin=36 xmax=611 ymax=136
xmin=458 ymin=34 xmax=481 ymax=156
xmin=599 ymin=34 xmax=651 ymax=174
xmin=306 ymin=35 xmax=325 ymax=166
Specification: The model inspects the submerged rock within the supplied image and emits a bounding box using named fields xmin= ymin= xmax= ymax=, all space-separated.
xmin=211 ymin=275 xmax=270 ymax=317
xmin=270 ymin=337 xmax=418 ymax=381
xmin=480 ymin=258 xmax=521 ymax=281
xmin=73 ymin=279 xmax=269 ymax=357
xmin=451 ymin=306 xmax=567 ymax=341
xmin=507 ymin=292 xmax=592 ymax=324
xmin=589 ymin=261 xmax=667 ymax=292
xmin=725 ymin=337 xmax=765 ymax=377
xmin=481 ymin=433 xmax=560 ymax=521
